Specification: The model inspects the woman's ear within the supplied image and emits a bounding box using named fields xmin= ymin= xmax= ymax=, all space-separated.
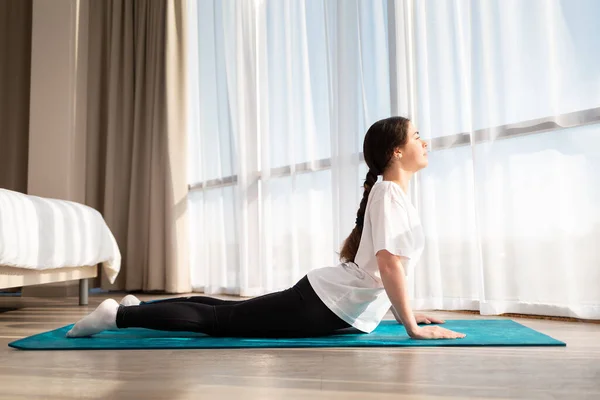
xmin=393 ymin=147 xmax=403 ymax=159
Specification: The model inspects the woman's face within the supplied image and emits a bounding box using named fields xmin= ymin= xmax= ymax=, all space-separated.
xmin=399 ymin=121 xmax=428 ymax=172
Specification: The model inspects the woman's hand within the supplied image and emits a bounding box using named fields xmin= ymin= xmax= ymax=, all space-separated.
xmin=415 ymin=313 xmax=445 ymax=325
xmin=408 ymin=325 xmax=466 ymax=340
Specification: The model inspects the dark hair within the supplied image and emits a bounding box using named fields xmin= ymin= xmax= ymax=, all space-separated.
xmin=339 ymin=117 xmax=411 ymax=263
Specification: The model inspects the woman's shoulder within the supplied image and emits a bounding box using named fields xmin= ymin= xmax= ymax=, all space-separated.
xmin=370 ymin=181 xmax=406 ymax=204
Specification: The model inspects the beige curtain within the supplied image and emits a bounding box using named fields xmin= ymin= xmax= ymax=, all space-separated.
xmin=0 ymin=0 xmax=32 ymax=193
xmin=86 ymin=0 xmax=190 ymax=293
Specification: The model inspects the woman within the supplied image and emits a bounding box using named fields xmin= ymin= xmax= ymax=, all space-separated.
xmin=67 ymin=117 xmax=466 ymax=340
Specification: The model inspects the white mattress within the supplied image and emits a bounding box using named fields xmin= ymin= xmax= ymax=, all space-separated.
xmin=0 ymin=189 xmax=120 ymax=283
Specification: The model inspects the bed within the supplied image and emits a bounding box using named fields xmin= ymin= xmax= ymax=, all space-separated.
xmin=0 ymin=189 xmax=121 ymax=305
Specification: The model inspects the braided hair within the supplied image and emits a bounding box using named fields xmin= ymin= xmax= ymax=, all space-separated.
xmin=339 ymin=117 xmax=411 ymax=263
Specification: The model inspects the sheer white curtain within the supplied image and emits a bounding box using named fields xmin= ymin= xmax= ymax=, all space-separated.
xmin=188 ymin=0 xmax=600 ymax=319
xmin=409 ymin=0 xmax=600 ymax=319
xmin=187 ymin=0 xmax=393 ymax=296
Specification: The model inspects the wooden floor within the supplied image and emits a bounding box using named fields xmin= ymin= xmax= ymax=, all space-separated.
xmin=0 ymin=294 xmax=599 ymax=400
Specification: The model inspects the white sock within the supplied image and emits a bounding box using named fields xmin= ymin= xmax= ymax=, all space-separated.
xmin=66 ymin=299 xmax=119 ymax=338
xmin=120 ymin=294 xmax=141 ymax=306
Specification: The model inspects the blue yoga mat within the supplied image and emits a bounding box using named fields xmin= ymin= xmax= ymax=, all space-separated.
xmin=8 ymin=320 xmax=565 ymax=350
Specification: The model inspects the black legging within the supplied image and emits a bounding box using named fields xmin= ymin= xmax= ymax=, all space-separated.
xmin=116 ymin=275 xmax=352 ymax=338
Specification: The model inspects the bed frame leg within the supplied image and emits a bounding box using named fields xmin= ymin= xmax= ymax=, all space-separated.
xmin=79 ymin=278 xmax=89 ymax=306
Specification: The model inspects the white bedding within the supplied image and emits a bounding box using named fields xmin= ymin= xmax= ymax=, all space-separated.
xmin=0 ymin=189 xmax=120 ymax=283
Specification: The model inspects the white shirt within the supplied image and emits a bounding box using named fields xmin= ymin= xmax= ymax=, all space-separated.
xmin=307 ymin=181 xmax=425 ymax=333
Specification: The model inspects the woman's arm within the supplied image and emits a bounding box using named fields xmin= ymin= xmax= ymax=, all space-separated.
xmin=377 ymin=250 xmax=466 ymax=340
xmin=377 ymin=250 xmax=419 ymax=335
xmin=390 ymin=305 xmax=401 ymax=323
xmin=390 ymin=305 xmax=403 ymax=324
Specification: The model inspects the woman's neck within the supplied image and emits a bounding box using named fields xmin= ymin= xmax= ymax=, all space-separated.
xmin=382 ymin=168 xmax=413 ymax=194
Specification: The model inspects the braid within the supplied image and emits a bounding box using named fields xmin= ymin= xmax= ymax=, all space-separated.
xmin=340 ymin=169 xmax=379 ymax=262
xmin=355 ymin=169 xmax=378 ymax=227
